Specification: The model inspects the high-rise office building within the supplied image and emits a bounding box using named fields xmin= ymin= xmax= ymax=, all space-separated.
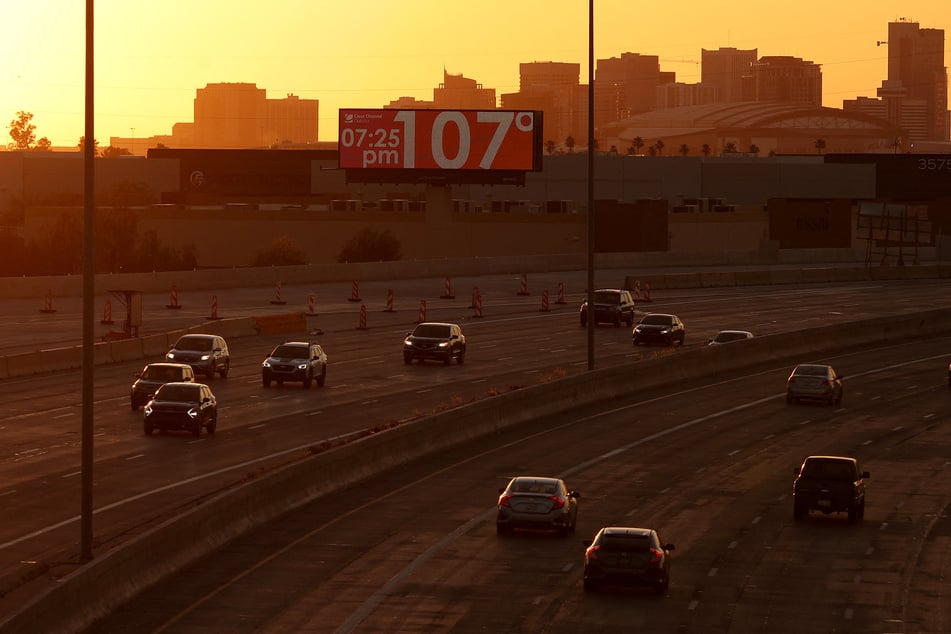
xmin=594 ymin=53 xmax=672 ymax=132
xmin=701 ymin=47 xmax=757 ymax=102
xmin=749 ymin=56 xmax=822 ymax=106
xmin=500 ymin=62 xmax=587 ymax=146
xmin=433 ymin=70 xmax=496 ymax=110
xmin=885 ymin=20 xmax=948 ymax=141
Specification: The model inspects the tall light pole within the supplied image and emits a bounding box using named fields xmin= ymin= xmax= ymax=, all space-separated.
xmin=586 ymin=0 xmax=596 ymax=370
xmin=81 ymin=0 xmax=95 ymax=561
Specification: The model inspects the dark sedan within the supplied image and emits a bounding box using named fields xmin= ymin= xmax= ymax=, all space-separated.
xmin=633 ymin=313 xmax=686 ymax=347
xmin=583 ymin=526 xmax=674 ymax=595
xmin=144 ymin=382 xmax=218 ymax=437
xmin=496 ymin=476 xmax=579 ymax=536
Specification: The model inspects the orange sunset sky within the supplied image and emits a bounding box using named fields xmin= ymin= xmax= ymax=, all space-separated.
xmin=1 ymin=0 xmax=948 ymax=147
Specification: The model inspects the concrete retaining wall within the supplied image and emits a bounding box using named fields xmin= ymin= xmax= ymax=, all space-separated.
xmin=4 ymin=306 xmax=951 ymax=634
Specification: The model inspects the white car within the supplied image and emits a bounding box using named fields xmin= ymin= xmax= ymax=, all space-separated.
xmin=707 ymin=330 xmax=754 ymax=345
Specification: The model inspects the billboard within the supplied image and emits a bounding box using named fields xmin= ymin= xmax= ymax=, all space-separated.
xmin=339 ymin=109 xmax=543 ymax=184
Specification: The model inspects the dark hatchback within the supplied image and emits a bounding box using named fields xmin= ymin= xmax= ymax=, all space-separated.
xmin=143 ymin=382 xmax=218 ymax=437
xmin=583 ymin=526 xmax=674 ymax=595
xmin=632 ymin=313 xmax=686 ymax=347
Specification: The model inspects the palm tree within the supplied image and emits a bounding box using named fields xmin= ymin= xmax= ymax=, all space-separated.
xmin=701 ymin=143 xmax=711 ymax=157
xmin=678 ymin=144 xmax=689 ymax=156
xmin=545 ymin=139 xmax=556 ymax=155
xmin=631 ymin=136 xmax=644 ymax=156
xmin=814 ymin=138 xmax=826 ymax=154
xmin=748 ymin=144 xmax=760 ymax=156
xmin=654 ymin=140 xmax=665 ymax=155
xmin=565 ymin=136 xmax=575 ymax=153
xmin=722 ymin=142 xmax=737 ymax=154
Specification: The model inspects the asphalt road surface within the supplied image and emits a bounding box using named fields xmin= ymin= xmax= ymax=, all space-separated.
xmin=1 ymin=272 xmax=949 ymax=631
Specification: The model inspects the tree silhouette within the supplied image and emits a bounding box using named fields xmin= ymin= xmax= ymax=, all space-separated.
xmin=722 ymin=142 xmax=737 ymax=154
xmin=545 ymin=139 xmax=556 ymax=155
xmin=701 ymin=143 xmax=711 ymax=157
xmin=102 ymin=146 xmax=132 ymax=158
xmin=7 ymin=111 xmax=49 ymax=150
xmin=654 ymin=140 xmax=665 ymax=155
xmin=565 ymin=136 xmax=575 ymax=153
xmin=630 ymin=136 xmax=644 ymax=156
xmin=814 ymin=138 xmax=826 ymax=154
xmin=748 ymin=144 xmax=760 ymax=156
xmin=678 ymin=143 xmax=689 ymax=156
xmin=78 ymin=136 xmax=100 ymax=156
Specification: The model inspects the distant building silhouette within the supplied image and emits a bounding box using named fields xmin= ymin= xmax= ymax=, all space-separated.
xmin=701 ymin=47 xmax=757 ymax=102
xmin=748 ymin=56 xmax=822 ymax=106
xmin=433 ymin=70 xmax=496 ymax=110
xmin=500 ymin=62 xmax=587 ymax=147
xmin=594 ymin=53 xmax=674 ymax=131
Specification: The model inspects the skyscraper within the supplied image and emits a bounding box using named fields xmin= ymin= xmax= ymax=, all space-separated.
xmin=701 ymin=47 xmax=757 ymax=103
xmin=885 ymin=20 xmax=948 ymax=141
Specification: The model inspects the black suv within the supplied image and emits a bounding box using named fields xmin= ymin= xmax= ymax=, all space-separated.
xmin=403 ymin=322 xmax=466 ymax=365
xmin=144 ymin=382 xmax=218 ymax=437
xmin=262 ymin=341 xmax=328 ymax=388
xmin=166 ymin=334 xmax=230 ymax=379
xmin=580 ymin=289 xmax=636 ymax=327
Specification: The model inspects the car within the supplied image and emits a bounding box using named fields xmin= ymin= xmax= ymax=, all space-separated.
xmin=130 ymin=362 xmax=195 ymax=410
xmin=262 ymin=341 xmax=328 ymax=388
xmin=496 ymin=476 xmax=580 ymax=536
xmin=785 ymin=363 xmax=843 ymax=405
xmin=583 ymin=527 xmax=674 ymax=595
xmin=632 ymin=313 xmax=686 ymax=347
xmin=793 ymin=455 xmax=869 ymax=523
xmin=166 ymin=334 xmax=230 ymax=379
xmin=580 ymin=289 xmax=636 ymax=327
xmin=403 ymin=322 xmax=466 ymax=365
xmin=143 ymin=381 xmax=218 ymax=437
xmin=707 ymin=329 xmax=754 ymax=345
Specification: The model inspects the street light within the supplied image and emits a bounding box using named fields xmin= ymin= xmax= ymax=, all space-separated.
xmin=586 ymin=0 xmax=595 ymax=370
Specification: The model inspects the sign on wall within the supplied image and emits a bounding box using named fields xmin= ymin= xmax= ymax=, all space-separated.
xmin=339 ymin=109 xmax=543 ymax=184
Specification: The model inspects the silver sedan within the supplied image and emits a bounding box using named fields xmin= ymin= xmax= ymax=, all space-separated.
xmin=496 ymin=476 xmax=580 ymax=537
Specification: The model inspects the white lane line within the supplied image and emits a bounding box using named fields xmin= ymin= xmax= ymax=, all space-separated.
xmin=844 ymin=608 xmax=853 ymax=620
xmin=305 ymin=411 xmax=323 ymax=417
xmin=0 ymin=490 xmax=16 ymax=497
xmin=367 ymin=360 xmax=384 ymax=365
xmin=416 ymin=389 xmax=432 ymax=394
xmin=360 ymin=400 xmax=378 ymax=406
xmin=53 ymin=413 xmax=73 ymax=419
xmin=688 ymin=600 xmax=699 ymax=610
xmin=727 ymin=449 xmax=739 ymax=456
xmin=708 ymin=568 xmax=718 ymax=577
xmin=61 ymin=472 xmax=80 ymax=478
xmin=471 ymin=379 xmax=487 ymax=384
xmin=125 ymin=454 xmax=145 ymax=461
xmin=249 ymin=424 xmax=266 ymax=430
xmin=752 ymin=516 xmax=761 ymax=525
xmin=728 ymin=541 xmax=738 ymax=549
xmin=532 ymin=596 xmax=543 ymax=605
xmin=562 ymin=562 xmax=574 ymax=572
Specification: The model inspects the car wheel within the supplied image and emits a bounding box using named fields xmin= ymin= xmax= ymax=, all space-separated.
xmin=130 ymin=400 xmax=138 ymax=411
xmin=317 ymin=369 xmax=326 ymax=387
xmin=848 ymin=504 xmax=858 ymax=523
xmin=858 ymin=499 xmax=866 ymax=519
xmin=836 ymin=391 xmax=843 ymax=405
xmin=207 ymin=416 xmax=217 ymax=436
xmin=457 ymin=352 xmax=465 ymax=365
xmin=580 ymin=315 xmax=586 ymax=327
xmin=626 ymin=316 xmax=634 ymax=327
xmin=144 ymin=422 xmax=153 ymax=436
xmin=786 ymin=393 xmax=794 ymax=404
xmin=404 ymin=353 xmax=413 ymax=364
xmin=303 ymin=372 xmax=313 ymax=389
xmin=496 ymin=523 xmax=509 ymax=536
xmin=655 ymin=574 xmax=669 ymax=596
xmin=633 ymin=337 xmax=640 ymax=346
xmin=444 ymin=356 xmax=451 ymax=366
xmin=583 ymin=578 xmax=596 ymax=593
xmin=219 ymin=362 xmax=229 ymax=379
xmin=192 ymin=422 xmax=202 ymax=438
xmin=263 ymin=375 xmax=271 ymax=387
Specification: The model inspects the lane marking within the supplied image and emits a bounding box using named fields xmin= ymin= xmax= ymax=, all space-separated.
xmin=125 ymin=454 xmax=145 ymax=461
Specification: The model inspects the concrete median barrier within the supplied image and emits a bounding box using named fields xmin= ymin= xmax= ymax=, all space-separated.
xmin=799 ymin=267 xmax=835 ymax=283
xmin=768 ymin=268 xmax=803 ymax=285
xmin=4 ymin=306 xmax=951 ymax=634
xmin=699 ymin=270 xmax=736 ymax=288
xmin=732 ymin=270 xmax=772 ymax=286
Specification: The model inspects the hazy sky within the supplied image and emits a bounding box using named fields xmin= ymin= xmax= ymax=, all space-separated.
xmin=2 ymin=1 xmax=948 ymax=147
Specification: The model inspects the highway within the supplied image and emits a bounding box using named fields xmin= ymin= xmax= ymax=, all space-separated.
xmin=1 ymin=271 xmax=950 ymax=631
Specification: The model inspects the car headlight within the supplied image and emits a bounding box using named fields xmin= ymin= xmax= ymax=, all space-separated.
xmin=404 ymin=339 xmax=414 ymax=347
xmin=297 ymin=363 xmax=307 ymax=370
xmin=263 ymin=360 xmax=272 ymax=368
xmin=187 ymin=408 xmax=199 ymax=419
xmin=166 ymin=353 xmax=175 ymax=360
xmin=144 ymin=405 xmax=153 ymax=416
xmin=200 ymin=354 xmax=211 ymax=361
xmin=437 ymin=342 xmax=449 ymax=348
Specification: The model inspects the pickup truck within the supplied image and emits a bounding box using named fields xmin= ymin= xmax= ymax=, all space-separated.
xmin=792 ymin=455 xmax=869 ymax=523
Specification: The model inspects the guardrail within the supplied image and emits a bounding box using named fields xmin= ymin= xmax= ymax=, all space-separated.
xmin=3 ymin=306 xmax=950 ymax=633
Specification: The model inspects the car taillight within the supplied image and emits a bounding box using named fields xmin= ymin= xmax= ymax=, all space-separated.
xmin=550 ymin=496 xmax=565 ymax=509
xmin=649 ymin=547 xmax=663 ymax=563
xmin=585 ymin=545 xmax=600 ymax=560
xmin=821 ymin=379 xmax=832 ymax=387
xmin=499 ymin=494 xmax=513 ymax=508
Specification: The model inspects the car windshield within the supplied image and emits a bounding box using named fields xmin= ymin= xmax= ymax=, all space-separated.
xmin=155 ymin=384 xmax=200 ymax=401
xmin=801 ymin=460 xmax=856 ymax=479
xmin=413 ymin=324 xmax=451 ymax=338
xmin=794 ymin=365 xmax=828 ymax=376
xmin=599 ymin=534 xmax=650 ymax=552
xmin=272 ymin=345 xmax=307 ymax=358
xmin=176 ymin=336 xmax=213 ymax=351
xmin=641 ymin=315 xmax=672 ymax=326
xmin=511 ymin=479 xmax=558 ymax=495
xmin=593 ymin=291 xmax=620 ymax=304
xmin=142 ymin=366 xmax=182 ymax=381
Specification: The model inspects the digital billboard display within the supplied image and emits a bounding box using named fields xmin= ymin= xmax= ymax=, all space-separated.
xmin=338 ymin=109 xmax=543 ymax=176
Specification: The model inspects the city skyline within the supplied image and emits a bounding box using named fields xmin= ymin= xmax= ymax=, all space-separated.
xmin=2 ymin=0 xmax=948 ymax=147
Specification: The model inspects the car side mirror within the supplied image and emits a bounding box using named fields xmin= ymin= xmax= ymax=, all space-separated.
xmin=664 ymin=543 xmax=675 ymax=551
xmin=570 ymin=490 xmax=581 ymax=498
xmin=861 ymin=471 xmax=870 ymax=478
